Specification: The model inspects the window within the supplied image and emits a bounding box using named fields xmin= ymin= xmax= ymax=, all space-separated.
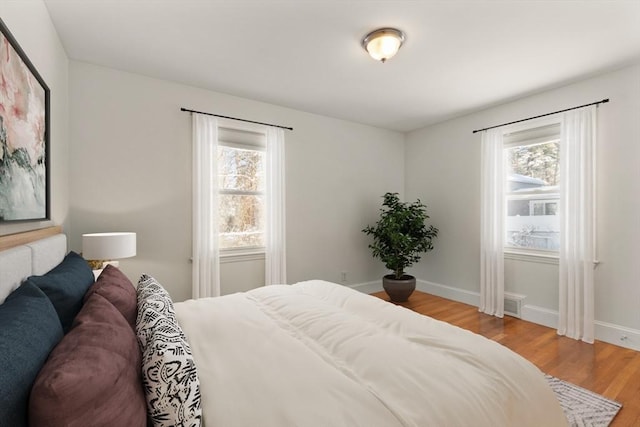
xmin=504 ymin=124 xmax=560 ymax=252
xmin=217 ymin=127 xmax=266 ymax=251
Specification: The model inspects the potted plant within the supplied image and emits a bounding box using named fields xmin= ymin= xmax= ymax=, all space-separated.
xmin=362 ymin=192 xmax=438 ymax=302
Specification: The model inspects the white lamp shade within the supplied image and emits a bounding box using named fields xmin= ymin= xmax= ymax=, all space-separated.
xmin=82 ymin=232 xmax=137 ymax=260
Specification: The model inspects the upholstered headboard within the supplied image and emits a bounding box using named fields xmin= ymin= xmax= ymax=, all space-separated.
xmin=0 ymin=231 xmax=67 ymax=304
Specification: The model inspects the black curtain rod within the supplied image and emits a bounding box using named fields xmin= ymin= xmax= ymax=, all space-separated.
xmin=472 ymin=98 xmax=609 ymax=134
xmin=181 ymin=107 xmax=293 ymax=131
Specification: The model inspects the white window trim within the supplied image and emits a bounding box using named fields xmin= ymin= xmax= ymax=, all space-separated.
xmin=220 ymin=247 xmax=266 ymax=263
xmin=218 ymin=139 xmax=266 ymax=151
xmin=504 ymin=249 xmax=559 ymax=265
xmin=217 ymin=130 xmax=267 ymax=252
xmin=503 ymin=120 xmax=561 ymax=257
xmin=191 ymin=248 xmax=266 ymax=264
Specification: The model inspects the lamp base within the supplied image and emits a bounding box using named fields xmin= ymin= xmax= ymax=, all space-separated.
xmin=86 ymin=259 xmax=105 ymax=270
xmin=85 ymin=259 xmax=120 ymax=270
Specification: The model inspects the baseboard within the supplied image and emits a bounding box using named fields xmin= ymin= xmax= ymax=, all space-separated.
xmin=521 ymin=304 xmax=559 ymax=329
xmin=520 ymin=305 xmax=640 ymax=350
xmin=351 ymin=278 xmax=640 ymax=351
xmin=415 ymin=279 xmax=480 ymax=307
xmin=594 ymin=320 xmax=640 ymax=351
xmin=348 ymin=280 xmax=383 ymax=295
xmin=351 ymin=278 xmax=481 ymax=306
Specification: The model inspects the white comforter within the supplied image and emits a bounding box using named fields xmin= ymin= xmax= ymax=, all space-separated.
xmin=175 ymin=280 xmax=567 ymax=427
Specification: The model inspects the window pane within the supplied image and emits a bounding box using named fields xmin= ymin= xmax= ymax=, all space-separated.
xmin=506 ymin=196 xmax=560 ymax=251
xmin=532 ymin=202 xmax=544 ymax=216
xmin=505 ymin=140 xmax=560 ymax=252
xmin=506 ymin=141 xmax=560 ymax=190
xmin=218 ymin=146 xmax=265 ymax=192
xmin=507 ymin=199 xmax=529 ymax=216
xmin=219 ymin=194 xmax=264 ymax=249
xmin=545 ymin=202 xmax=557 ymax=216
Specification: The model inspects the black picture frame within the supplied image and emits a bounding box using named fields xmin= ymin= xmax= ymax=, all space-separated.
xmin=0 ymin=17 xmax=50 ymax=222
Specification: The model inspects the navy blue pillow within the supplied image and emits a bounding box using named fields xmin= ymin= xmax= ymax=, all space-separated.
xmin=26 ymin=251 xmax=95 ymax=333
xmin=0 ymin=281 xmax=63 ymax=427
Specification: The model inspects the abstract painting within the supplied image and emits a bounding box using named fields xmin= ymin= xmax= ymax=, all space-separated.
xmin=0 ymin=18 xmax=50 ymax=222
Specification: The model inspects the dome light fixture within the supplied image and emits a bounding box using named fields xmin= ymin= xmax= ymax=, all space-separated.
xmin=361 ymin=27 xmax=406 ymax=63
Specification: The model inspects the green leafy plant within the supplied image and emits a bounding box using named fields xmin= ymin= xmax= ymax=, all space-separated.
xmin=362 ymin=192 xmax=438 ymax=279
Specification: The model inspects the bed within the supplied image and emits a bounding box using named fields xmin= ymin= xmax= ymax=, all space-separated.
xmin=0 ymin=228 xmax=568 ymax=427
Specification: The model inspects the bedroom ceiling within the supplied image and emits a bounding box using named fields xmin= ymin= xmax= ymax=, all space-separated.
xmin=43 ymin=0 xmax=640 ymax=132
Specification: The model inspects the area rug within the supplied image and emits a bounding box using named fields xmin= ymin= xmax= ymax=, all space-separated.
xmin=545 ymin=375 xmax=622 ymax=427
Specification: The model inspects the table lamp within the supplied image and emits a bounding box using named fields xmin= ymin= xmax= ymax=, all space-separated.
xmin=82 ymin=232 xmax=137 ymax=270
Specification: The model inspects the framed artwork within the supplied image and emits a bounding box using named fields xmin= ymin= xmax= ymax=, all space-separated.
xmin=0 ymin=18 xmax=50 ymax=222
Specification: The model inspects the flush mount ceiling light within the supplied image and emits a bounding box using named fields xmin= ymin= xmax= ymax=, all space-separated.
xmin=361 ymin=27 xmax=406 ymax=63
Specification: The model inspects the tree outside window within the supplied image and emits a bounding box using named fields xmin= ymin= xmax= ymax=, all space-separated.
xmin=218 ymin=145 xmax=265 ymax=249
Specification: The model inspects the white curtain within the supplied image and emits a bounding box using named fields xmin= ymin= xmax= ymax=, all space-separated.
xmin=265 ymin=127 xmax=287 ymax=285
xmin=558 ymin=106 xmax=596 ymax=343
xmin=480 ymin=128 xmax=504 ymax=317
xmin=192 ymin=114 xmax=220 ymax=298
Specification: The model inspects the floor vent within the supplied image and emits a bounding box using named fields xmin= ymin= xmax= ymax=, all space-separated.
xmin=504 ymin=293 xmax=525 ymax=318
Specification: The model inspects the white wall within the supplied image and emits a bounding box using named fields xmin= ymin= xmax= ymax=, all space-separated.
xmin=68 ymin=61 xmax=404 ymax=302
xmin=0 ymin=0 xmax=69 ymax=236
xmin=405 ymin=63 xmax=640 ymax=347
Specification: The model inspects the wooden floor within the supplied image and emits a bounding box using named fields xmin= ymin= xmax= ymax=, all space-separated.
xmin=372 ymin=290 xmax=640 ymax=426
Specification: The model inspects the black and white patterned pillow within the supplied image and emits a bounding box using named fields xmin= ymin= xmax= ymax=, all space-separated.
xmin=136 ymin=275 xmax=202 ymax=427
xmin=136 ymin=274 xmax=177 ymax=350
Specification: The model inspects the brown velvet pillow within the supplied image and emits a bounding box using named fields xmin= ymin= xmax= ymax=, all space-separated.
xmin=84 ymin=264 xmax=137 ymax=327
xmin=29 ymin=293 xmax=146 ymax=427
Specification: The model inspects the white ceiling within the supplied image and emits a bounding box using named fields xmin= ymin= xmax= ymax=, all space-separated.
xmin=43 ymin=0 xmax=640 ymax=132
